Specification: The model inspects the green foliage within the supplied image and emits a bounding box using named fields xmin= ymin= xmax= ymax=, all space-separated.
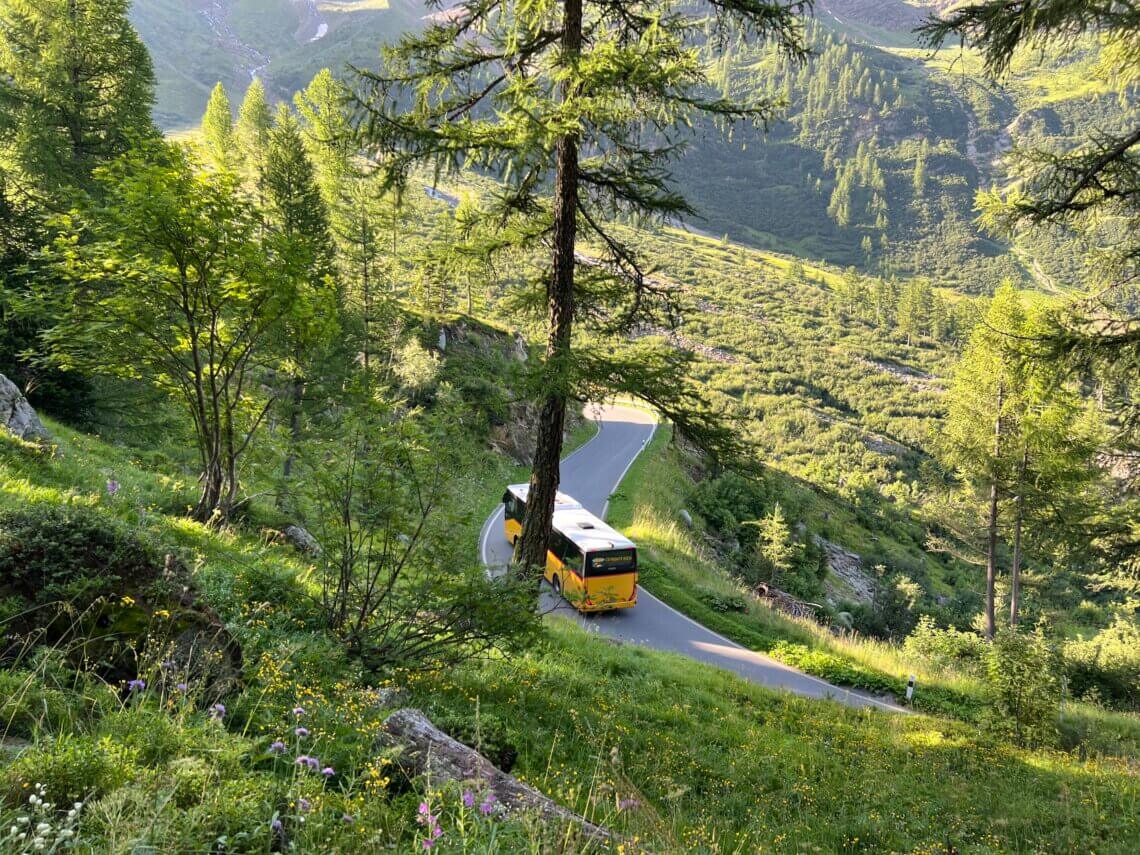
xmin=40 ymin=142 xmax=299 ymax=521
xmin=984 ymin=627 xmax=1061 ymax=747
xmin=3 ymin=732 xmax=139 ymax=805
xmin=0 ymin=0 xmax=156 ymax=199
xmin=201 ymin=82 xmax=237 ymax=172
xmin=1063 ymin=616 xmax=1140 ymax=709
xmin=904 ymin=615 xmax=987 ymax=675
xmin=0 ymin=504 xmax=162 ymax=615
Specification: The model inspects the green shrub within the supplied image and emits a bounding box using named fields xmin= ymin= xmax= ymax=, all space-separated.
xmin=0 ymin=662 xmax=117 ymax=739
xmin=984 ymin=627 xmax=1060 ymax=748
xmin=3 ymin=733 xmax=139 ymax=805
xmin=699 ymin=589 xmax=749 ymax=613
xmin=0 ymin=505 xmax=164 ymax=627
xmin=903 ymin=615 xmax=986 ymax=674
xmin=1062 ymin=616 xmax=1140 ymax=710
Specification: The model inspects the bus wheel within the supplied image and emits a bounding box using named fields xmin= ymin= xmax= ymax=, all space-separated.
xmin=511 ymin=535 xmax=518 ymax=546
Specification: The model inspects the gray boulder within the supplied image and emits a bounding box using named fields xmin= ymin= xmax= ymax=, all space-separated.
xmin=283 ymin=524 xmax=322 ymax=557
xmin=0 ymin=373 xmax=49 ymax=442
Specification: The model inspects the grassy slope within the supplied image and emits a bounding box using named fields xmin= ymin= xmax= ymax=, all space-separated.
xmin=2 ymin=423 xmax=1138 ymax=852
xmin=606 ymin=419 xmax=1140 ymax=758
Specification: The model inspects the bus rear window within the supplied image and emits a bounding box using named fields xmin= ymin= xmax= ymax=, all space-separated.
xmin=587 ymin=549 xmax=636 ymax=575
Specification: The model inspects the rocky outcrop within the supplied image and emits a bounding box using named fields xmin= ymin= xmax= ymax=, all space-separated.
xmin=381 ymin=708 xmax=614 ymax=844
xmin=815 ymin=536 xmax=875 ymax=605
xmin=0 ymin=373 xmax=49 ymax=442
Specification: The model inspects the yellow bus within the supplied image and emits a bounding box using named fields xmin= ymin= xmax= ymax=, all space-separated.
xmin=502 ymin=484 xmax=638 ymax=612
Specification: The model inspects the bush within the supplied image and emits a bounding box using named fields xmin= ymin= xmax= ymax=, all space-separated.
xmin=1062 ymin=616 xmax=1140 ymax=709
xmin=0 ymin=505 xmax=163 ymax=617
xmin=903 ymin=615 xmax=987 ymax=675
xmin=984 ymin=627 xmax=1060 ymax=748
xmin=0 ymin=656 xmax=117 ymax=739
xmin=3 ymin=733 xmax=139 ymax=805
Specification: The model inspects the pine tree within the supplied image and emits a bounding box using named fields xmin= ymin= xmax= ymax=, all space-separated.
xmin=751 ymin=503 xmax=800 ymax=588
xmin=912 ymin=139 xmax=927 ymax=199
xmin=0 ymin=0 xmax=156 ymax=200
xmin=353 ymin=0 xmax=803 ymax=578
xmin=201 ymin=83 xmax=237 ymax=172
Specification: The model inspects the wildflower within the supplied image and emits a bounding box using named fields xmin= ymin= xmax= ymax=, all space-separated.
xmin=127 ymin=678 xmax=146 ymax=692
xmin=294 ymin=726 xmax=309 ymax=737
xmin=154 ymin=609 xmax=171 ymax=619
xmin=106 ymin=479 xmax=120 ymax=496
xmin=297 ymin=798 xmax=311 ymax=813
xmin=271 ymin=818 xmax=283 ymax=833
xmin=209 ymin=703 xmax=225 ymax=720
xmin=120 ymin=595 xmax=135 ymax=606
xmin=269 ymin=741 xmax=287 ymax=755
xmin=417 ymin=802 xmax=431 ymax=820
xmin=341 ymin=814 xmax=354 ymax=824
xmin=618 ymin=798 xmax=640 ymax=811
xmin=176 ymin=683 xmax=187 ymax=692
xmin=480 ymin=793 xmax=496 ymax=815
xmin=462 ymin=789 xmax=475 ymax=809
xmin=292 ymin=706 xmax=306 ymax=717
xmin=321 ymin=766 xmax=335 ymax=777
xmin=422 ymin=842 xmax=434 ymax=851
xmin=295 ymin=755 xmax=311 ymax=767
xmin=161 ymin=660 xmax=175 ymax=670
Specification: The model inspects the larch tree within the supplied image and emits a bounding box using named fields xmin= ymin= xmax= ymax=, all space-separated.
xmin=0 ymin=0 xmax=156 ymax=201
xmin=262 ymin=104 xmax=339 ymax=497
xmin=201 ymin=83 xmax=237 ymax=172
xmin=921 ymin=0 xmax=1140 ymax=583
xmin=236 ymin=78 xmax=273 ymax=182
xmin=942 ymin=283 xmax=1027 ymax=639
xmin=294 ymin=68 xmax=354 ymax=209
xmin=351 ymin=0 xmax=807 ymax=578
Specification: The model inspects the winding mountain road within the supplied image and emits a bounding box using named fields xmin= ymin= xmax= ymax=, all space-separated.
xmin=480 ymin=403 xmax=905 ymax=712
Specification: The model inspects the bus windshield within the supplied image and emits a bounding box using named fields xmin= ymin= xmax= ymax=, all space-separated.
xmin=586 ymin=548 xmax=636 ymax=576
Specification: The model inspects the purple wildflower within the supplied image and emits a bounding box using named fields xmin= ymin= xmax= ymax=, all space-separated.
xmin=127 ymin=678 xmax=146 ymax=692
xmin=297 ymin=798 xmax=311 ymax=813
xmin=480 ymin=793 xmax=496 ymax=815
xmin=321 ymin=766 xmax=335 ymax=777
xmin=294 ymin=726 xmax=309 ymax=737
xmin=422 ymin=842 xmax=434 ymax=851
xmin=161 ymin=660 xmax=175 ymax=670
xmin=269 ymin=741 xmax=287 ymax=755
xmin=417 ymin=802 xmax=430 ymax=818
xmin=295 ymin=755 xmax=312 ymax=767
xmin=209 ymin=703 xmax=225 ymax=720
xmin=461 ymin=790 xmax=475 ymax=809
xmin=306 ymin=756 xmax=320 ymax=770
xmin=341 ymin=813 xmax=354 ymax=824
xmin=618 ymin=798 xmax=640 ymax=811
xmin=106 ymin=479 xmax=120 ymax=496
xmin=292 ymin=706 xmax=306 ymax=717
xmin=271 ymin=818 xmax=283 ymax=833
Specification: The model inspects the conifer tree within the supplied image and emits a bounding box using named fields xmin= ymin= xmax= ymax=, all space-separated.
xmin=262 ymin=104 xmax=339 ymax=495
xmin=352 ymin=0 xmax=805 ymax=576
xmin=294 ymin=69 xmax=353 ymax=208
xmin=236 ymin=78 xmax=273 ymax=180
xmin=0 ymin=0 xmax=156 ymax=200
xmin=202 ymin=83 xmax=237 ymax=172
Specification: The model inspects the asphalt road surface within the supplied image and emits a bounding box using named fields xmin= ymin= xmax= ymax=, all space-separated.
xmin=480 ymin=403 xmax=905 ymax=712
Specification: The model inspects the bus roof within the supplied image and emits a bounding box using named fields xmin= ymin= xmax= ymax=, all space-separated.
xmin=506 ymin=483 xmax=582 ymax=511
xmin=553 ymin=507 xmax=636 ymax=553
xmin=506 ymin=483 xmax=635 ymax=552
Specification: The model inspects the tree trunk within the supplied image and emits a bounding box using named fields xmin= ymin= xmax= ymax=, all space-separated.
xmin=1009 ymin=443 xmax=1028 ymax=628
xmin=514 ymin=0 xmax=582 ymax=576
xmin=984 ymin=382 xmax=1004 ymax=641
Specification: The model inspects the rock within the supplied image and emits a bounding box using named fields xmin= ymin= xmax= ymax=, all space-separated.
xmin=814 ymin=535 xmax=875 ymax=605
xmin=678 ymin=508 xmax=693 ymax=528
xmin=381 ymin=708 xmax=615 ymax=844
xmin=373 ymin=686 xmax=408 ymax=708
xmin=1 ymin=736 xmax=31 ymax=760
xmin=512 ymin=332 xmax=528 ymax=362
xmin=283 ymin=524 xmax=322 ymax=557
xmin=0 ymin=372 xmax=50 ymax=442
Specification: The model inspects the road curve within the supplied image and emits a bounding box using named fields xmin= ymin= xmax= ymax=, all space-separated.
xmin=480 ymin=403 xmax=906 ymax=713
